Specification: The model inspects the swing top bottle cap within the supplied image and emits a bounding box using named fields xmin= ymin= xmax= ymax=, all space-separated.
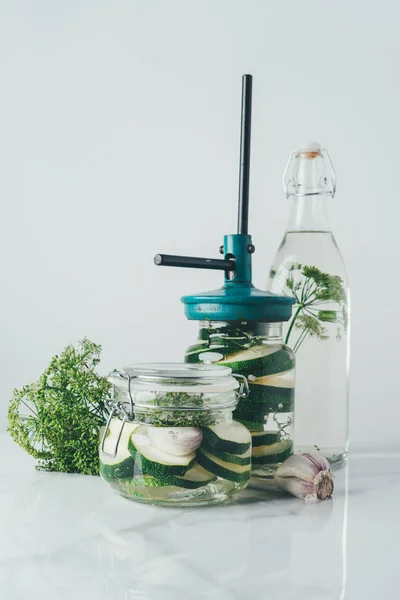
xmin=284 ymin=143 xmax=336 ymax=198
xmin=297 ymin=141 xmax=321 ymax=154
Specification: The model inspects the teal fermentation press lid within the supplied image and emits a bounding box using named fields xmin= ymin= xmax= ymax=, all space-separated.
xmin=154 ymin=75 xmax=294 ymax=323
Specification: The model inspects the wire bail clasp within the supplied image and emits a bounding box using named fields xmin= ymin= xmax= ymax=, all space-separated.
xmin=322 ymin=148 xmax=336 ymax=198
xmin=100 ymin=373 xmax=136 ymax=459
xmin=233 ymin=373 xmax=249 ymax=399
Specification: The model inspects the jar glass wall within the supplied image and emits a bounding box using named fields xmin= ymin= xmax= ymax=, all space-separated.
xmin=185 ymin=321 xmax=295 ymax=478
xmin=99 ymin=364 xmax=251 ymax=506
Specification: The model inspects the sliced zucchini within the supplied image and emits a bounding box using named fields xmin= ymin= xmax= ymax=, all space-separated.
xmin=251 ymin=440 xmax=293 ymax=465
xmin=233 ymin=408 xmax=267 ymax=425
xmin=237 ymin=392 xmax=294 ymax=414
xmin=129 ymin=426 xmax=196 ymax=478
xmin=131 ymin=451 xmax=196 ymax=479
xmin=235 ymin=393 xmax=293 ymax=422
xmin=99 ymin=420 xmax=139 ymax=482
xmin=248 ymin=383 xmax=294 ymax=398
xmin=247 ymin=373 xmax=295 ymax=412
xmin=115 ymin=477 xmax=175 ymax=500
xmin=164 ymin=463 xmax=217 ymax=489
xmin=235 ymin=419 xmax=264 ymax=432
xmin=218 ymin=347 xmax=294 ymax=378
xmin=249 ymin=380 xmax=294 ymax=400
xmin=142 ymin=464 xmax=216 ymax=490
xmin=100 ymin=459 xmax=134 ymax=482
xmin=201 ymin=422 xmax=251 ymax=455
xmin=203 ymin=446 xmax=252 ymax=466
xmin=197 ymin=449 xmax=251 ymax=483
xmin=116 ymin=466 xmax=216 ymax=493
xmin=131 ymin=475 xmax=170 ymax=487
xmin=185 ymin=343 xmax=225 ymax=363
xmin=253 ymin=373 xmax=295 ymax=386
xmin=251 ymin=431 xmax=281 ymax=447
xmin=179 ymin=462 xmax=216 ymax=483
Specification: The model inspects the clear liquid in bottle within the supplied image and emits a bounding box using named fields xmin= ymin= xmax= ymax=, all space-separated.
xmin=267 ymin=143 xmax=350 ymax=469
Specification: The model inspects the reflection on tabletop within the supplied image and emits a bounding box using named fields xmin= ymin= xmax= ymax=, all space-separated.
xmin=0 ymin=432 xmax=349 ymax=600
xmin=97 ymin=470 xmax=348 ymax=600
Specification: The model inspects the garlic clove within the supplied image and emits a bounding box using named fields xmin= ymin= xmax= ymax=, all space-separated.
xmin=274 ymin=452 xmax=334 ymax=502
xmin=312 ymin=468 xmax=334 ymax=500
xmin=276 ymin=476 xmax=318 ymax=503
xmin=275 ymin=452 xmax=330 ymax=483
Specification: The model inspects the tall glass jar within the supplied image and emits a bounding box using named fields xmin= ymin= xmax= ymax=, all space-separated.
xmin=99 ymin=363 xmax=251 ymax=506
xmin=185 ymin=321 xmax=295 ymax=478
xmin=267 ymin=143 xmax=349 ymax=468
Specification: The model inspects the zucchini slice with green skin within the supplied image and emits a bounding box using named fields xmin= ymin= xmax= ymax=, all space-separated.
xmin=201 ymin=446 xmax=252 ymax=466
xmin=201 ymin=422 xmax=251 ymax=455
xmin=99 ymin=420 xmax=139 ymax=482
xmin=248 ymin=383 xmax=294 ymax=402
xmin=251 ymin=440 xmax=293 ymax=465
xmin=177 ymin=462 xmax=216 ymax=483
xmin=251 ymin=431 xmax=281 ymax=447
xmin=175 ymin=463 xmax=217 ymax=489
xmin=247 ymin=374 xmax=295 ymax=411
xmin=197 ymin=449 xmax=251 ymax=483
xmin=128 ymin=427 xmax=196 ymax=478
xmin=114 ymin=477 xmax=176 ymax=500
xmin=118 ymin=465 xmax=216 ymax=492
xmin=100 ymin=460 xmax=135 ymax=482
xmin=236 ymin=419 xmax=265 ymax=432
xmin=233 ymin=408 xmax=267 ymax=425
xmin=235 ymin=393 xmax=294 ymax=422
xmin=218 ymin=347 xmax=295 ymax=378
xmin=236 ymin=394 xmax=294 ymax=414
xmin=162 ymin=463 xmax=217 ymax=489
xmin=130 ymin=450 xmax=197 ymax=479
xmin=185 ymin=344 xmax=225 ymax=363
xmin=116 ymin=468 xmax=216 ymax=492
xmin=253 ymin=372 xmax=295 ymax=386
xmin=131 ymin=475 xmax=170 ymax=487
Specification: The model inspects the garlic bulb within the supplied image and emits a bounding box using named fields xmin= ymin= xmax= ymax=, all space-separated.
xmin=274 ymin=453 xmax=334 ymax=503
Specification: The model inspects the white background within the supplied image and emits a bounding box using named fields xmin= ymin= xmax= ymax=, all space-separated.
xmin=1 ymin=0 xmax=399 ymax=450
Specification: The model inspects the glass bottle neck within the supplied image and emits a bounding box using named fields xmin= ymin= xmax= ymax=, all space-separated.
xmin=284 ymin=147 xmax=335 ymax=233
xmin=286 ymin=194 xmax=332 ymax=233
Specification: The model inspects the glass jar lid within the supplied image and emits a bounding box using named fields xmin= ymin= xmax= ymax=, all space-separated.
xmin=109 ymin=362 xmax=240 ymax=394
xmin=123 ymin=362 xmax=233 ymax=379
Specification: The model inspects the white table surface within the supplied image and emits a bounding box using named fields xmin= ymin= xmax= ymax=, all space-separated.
xmin=0 ymin=433 xmax=398 ymax=600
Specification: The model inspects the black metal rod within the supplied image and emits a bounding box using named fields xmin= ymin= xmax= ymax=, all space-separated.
xmin=237 ymin=74 xmax=253 ymax=235
xmin=154 ymin=254 xmax=235 ymax=271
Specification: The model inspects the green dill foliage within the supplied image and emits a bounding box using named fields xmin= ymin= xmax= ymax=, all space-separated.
xmin=138 ymin=391 xmax=218 ymax=428
xmin=150 ymin=391 xmax=204 ymax=409
xmin=271 ymin=263 xmax=347 ymax=352
xmin=7 ymin=339 xmax=111 ymax=475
